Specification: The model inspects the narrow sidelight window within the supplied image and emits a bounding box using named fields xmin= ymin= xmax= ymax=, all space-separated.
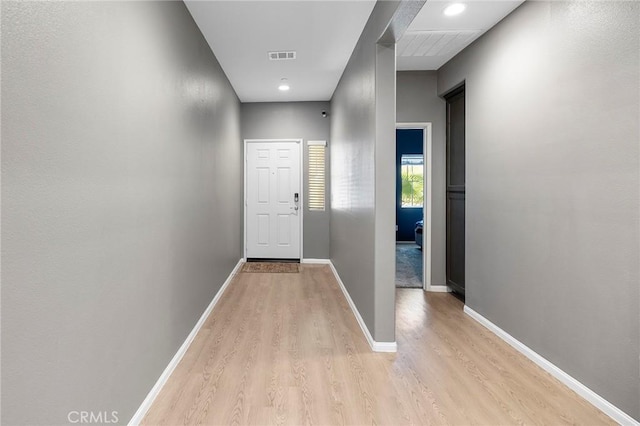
xmin=308 ymin=141 xmax=326 ymax=211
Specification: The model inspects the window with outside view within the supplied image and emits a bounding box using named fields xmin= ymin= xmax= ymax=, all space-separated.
xmin=401 ymin=154 xmax=424 ymax=208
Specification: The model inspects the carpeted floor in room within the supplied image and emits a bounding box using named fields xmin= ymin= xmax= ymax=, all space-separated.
xmin=396 ymin=243 xmax=423 ymax=288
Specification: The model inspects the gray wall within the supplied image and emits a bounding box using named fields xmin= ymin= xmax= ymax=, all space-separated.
xmin=438 ymin=1 xmax=639 ymax=419
xmin=1 ymin=2 xmax=242 ymax=424
xmin=241 ymin=102 xmax=331 ymax=259
xmin=330 ymin=0 xmax=401 ymax=343
xmin=396 ymin=71 xmax=446 ymax=286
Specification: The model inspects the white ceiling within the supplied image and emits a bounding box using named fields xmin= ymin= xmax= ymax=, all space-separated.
xmin=185 ymin=0 xmax=376 ymax=103
xmin=397 ymin=0 xmax=524 ymax=71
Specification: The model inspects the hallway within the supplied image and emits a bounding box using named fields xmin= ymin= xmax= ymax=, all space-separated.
xmin=142 ymin=265 xmax=611 ymax=425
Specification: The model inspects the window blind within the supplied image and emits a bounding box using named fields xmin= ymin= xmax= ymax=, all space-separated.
xmin=308 ymin=143 xmax=326 ymax=211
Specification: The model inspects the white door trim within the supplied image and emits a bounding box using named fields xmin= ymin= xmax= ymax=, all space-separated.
xmin=396 ymin=123 xmax=435 ymax=292
xmin=243 ymin=139 xmax=304 ymax=260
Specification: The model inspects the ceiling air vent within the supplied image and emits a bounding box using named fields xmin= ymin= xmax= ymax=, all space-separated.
xmin=268 ymin=51 xmax=297 ymax=61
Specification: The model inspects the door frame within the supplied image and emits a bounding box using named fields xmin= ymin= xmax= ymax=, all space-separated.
xmin=243 ymin=139 xmax=304 ymax=261
xmin=396 ymin=123 xmax=434 ymax=291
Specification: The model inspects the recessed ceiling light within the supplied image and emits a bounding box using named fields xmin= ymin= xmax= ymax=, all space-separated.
xmin=444 ymin=3 xmax=466 ymax=16
xmin=278 ymin=78 xmax=290 ymax=91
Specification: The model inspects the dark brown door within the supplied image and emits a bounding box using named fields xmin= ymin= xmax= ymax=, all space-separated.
xmin=445 ymin=86 xmax=465 ymax=296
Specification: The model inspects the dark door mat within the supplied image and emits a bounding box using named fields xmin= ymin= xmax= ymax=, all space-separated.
xmin=241 ymin=262 xmax=300 ymax=273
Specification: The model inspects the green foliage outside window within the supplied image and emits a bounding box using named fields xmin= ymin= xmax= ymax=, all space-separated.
xmin=401 ymin=155 xmax=424 ymax=208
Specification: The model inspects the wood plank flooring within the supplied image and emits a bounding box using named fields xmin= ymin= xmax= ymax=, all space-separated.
xmin=142 ymin=264 xmax=613 ymax=425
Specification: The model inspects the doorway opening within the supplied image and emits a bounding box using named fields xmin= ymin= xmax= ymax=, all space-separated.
xmin=395 ymin=123 xmax=432 ymax=290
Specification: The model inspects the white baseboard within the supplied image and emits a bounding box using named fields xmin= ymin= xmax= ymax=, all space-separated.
xmin=301 ymin=258 xmax=331 ymax=264
xmin=371 ymin=341 xmax=398 ymax=352
xmin=328 ymin=261 xmax=397 ymax=353
xmin=463 ymin=305 xmax=638 ymax=426
xmin=128 ymin=258 xmax=245 ymax=426
xmin=427 ymin=285 xmax=450 ymax=293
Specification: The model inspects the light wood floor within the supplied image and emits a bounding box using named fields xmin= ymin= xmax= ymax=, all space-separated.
xmin=142 ymin=264 xmax=613 ymax=425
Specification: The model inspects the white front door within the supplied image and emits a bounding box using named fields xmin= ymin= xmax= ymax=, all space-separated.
xmin=245 ymin=140 xmax=301 ymax=259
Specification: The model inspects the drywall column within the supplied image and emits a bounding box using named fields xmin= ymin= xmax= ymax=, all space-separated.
xmin=330 ymin=0 xmax=424 ymax=344
xmin=374 ymin=42 xmax=398 ymax=341
xmin=330 ymin=1 xmax=402 ymax=344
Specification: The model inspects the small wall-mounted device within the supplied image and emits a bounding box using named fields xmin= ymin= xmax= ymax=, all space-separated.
xmin=321 ymin=111 xmax=327 ymax=118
